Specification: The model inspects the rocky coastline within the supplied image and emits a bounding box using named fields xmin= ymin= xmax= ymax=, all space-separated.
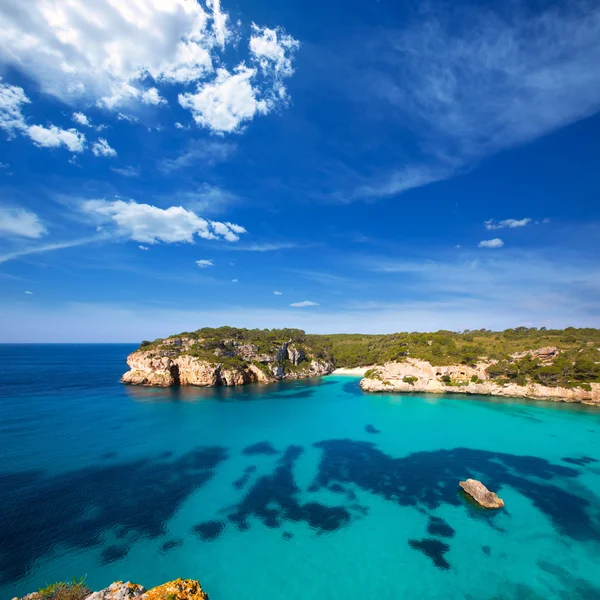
xmin=14 ymin=579 xmax=208 ymax=600
xmin=122 ymin=336 xmax=334 ymax=387
xmin=359 ymin=357 xmax=600 ymax=405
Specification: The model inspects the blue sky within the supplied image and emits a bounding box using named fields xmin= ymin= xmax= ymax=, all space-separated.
xmin=1 ymin=0 xmax=599 ymax=342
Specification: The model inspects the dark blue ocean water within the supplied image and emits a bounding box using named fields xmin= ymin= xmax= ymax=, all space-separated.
xmin=1 ymin=344 xmax=600 ymax=600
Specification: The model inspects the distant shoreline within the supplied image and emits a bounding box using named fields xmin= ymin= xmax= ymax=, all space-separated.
xmin=331 ymin=366 xmax=372 ymax=376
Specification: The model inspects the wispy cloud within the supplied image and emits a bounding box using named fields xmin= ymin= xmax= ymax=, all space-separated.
xmin=110 ymin=165 xmax=140 ymax=178
xmin=345 ymin=2 xmax=600 ymax=199
xmin=0 ymin=208 xmax=47 ymax=238
xmin=0 ymin=235 xmax=104 ymax=264
xmin=226 ymin=242 xmax=297 ymax=252
xmin=485 ymin=218 xmax=532 ymax=230
xmin=273 ymin=290 xmax=283 ymax=295
xmin=159 ymin=139 xmax=235 ymax=173
xmin=290 ymin=300 xmax=320 ymax=307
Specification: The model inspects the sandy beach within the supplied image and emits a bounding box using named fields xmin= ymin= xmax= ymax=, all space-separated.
xmin=331 ymin=366 xmax=372 ymax=376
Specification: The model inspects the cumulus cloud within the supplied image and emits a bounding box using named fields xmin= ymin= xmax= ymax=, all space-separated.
xmin=1 ymin=80 xmax=86 ymax=152
xmin=0 ymin=208 xmax=47 ymax=238
xmin=81 ymin=199 xmax=246 ymax=245
xmin=0 ymin=1 xmax=298 ymax=132
xmin=0 ymin=79 xmax=28 ymax=134
xmin=92 ymin=138 xmax=117 ymax=158
xmin=485 ymin=218 xmax=532 ymax=230
xmin=196 ymin=259 xmax=214 ymax=268
xmin=348 ymin=3 xmax=600 ymax=199
xmin=290 ymin=300 xmax=319 ymax=307
xmin=179 ymin=65 xmax=269 ymax=133
xmin=72 ymin=112 xmax=91 ymax=127
xmin=141 ymin=87 xmax=167 ymax=106
xmin=479 ymin=238 xmax=504 ymax=249
xmin=138 ymin=245 xmax=149 ymax=251
xmin=249 ymin=24 xmax=300 ymax=79
xmin=27 ymin=125 xmax=86 ymax=152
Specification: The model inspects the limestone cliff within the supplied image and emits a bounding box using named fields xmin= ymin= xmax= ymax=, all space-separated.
xmin=122 ymin=335 xmax=334 ymax=387
xmin=359 ymin=358 xmax=600 ymax=405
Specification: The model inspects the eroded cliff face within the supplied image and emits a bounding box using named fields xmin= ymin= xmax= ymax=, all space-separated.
xmin=359 ymin=359 xmax=600 ymax=405
xmin=122 ymin=338 xmax=334 ymax=387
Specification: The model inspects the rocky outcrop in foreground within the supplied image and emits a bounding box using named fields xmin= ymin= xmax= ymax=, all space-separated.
xmin=359 ymin=358 xmax=600 ymax=405
xmin=14 ymin=579 xmax=208 ymax=600
xmin=122 ymin=337 xmax=334 ymax=387
xmin=459 ymin=479 xmax=505 ymax=508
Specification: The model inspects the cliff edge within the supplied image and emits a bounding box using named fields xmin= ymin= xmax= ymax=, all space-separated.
xmin=359 ymin=356 xmax=600 ymax=405
xmin=122 ymin=328 xmax=334 ymax=387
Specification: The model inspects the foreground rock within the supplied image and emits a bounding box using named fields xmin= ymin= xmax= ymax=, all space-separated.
xmin=359 ymin=358 xmax=600 ymax=405
xmin=459 ymin=479 xmax=505 ymax=508
xmin=13 ymin=580 xmax=207 ymax=600
xmin=122 ymin=336 xmax=334 ymax=388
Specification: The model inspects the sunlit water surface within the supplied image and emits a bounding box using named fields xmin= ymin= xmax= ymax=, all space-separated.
xmin=1 ymin=344 xmax=600 ymax=600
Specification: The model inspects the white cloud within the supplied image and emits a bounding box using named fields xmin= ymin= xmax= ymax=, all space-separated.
xmin=231 ymin=278 xmax=238 ymax=283
xmin=24 ymin=290 xmax=33 ymax=295
xmin=116 ymin=113 xmax=139 ymax=124
xmin=349 ymin=3 xmax=600 ymax=199
xmin=249 ymin=25 xmax=300 ymax=79
xmin=179 ymin=65 xmax=269 ymax=133
xmin=485 ymin=218 xmax=532 ymax=230
xmin=196 ymin=259 xmax=214 ymax=268
xmin=0 ymin=0 xmax=297 ymax=133
xmin=211 ymin=220 xmax=245 ymax=241
xmin=138 ymin=245 xmax=149 ymax=251
xmin=82 ymin=198 xmax=246 ymax=245
xmin=26 ymin=125 xmax=86 ymax=152
xmin=72 ymin=112 xmax=91 ymax=127
xmin=273 ymin=290 xmax=282 ymax=295
xmin=478 ymin=238 xmax=504 ymax=249
xmin=175 ymin=122 xmax=189 ymax=129
xmin=290 ymin=300 xmax=320 ymax=307
xmin=1 ymin=81 xmax=89 ymax=152
xmin=91 ymin=138 xmax=117 ymax=158
xmin=111 ymin=165 xmax=140 ymax=177
xmin=141 ymin=87 xmax=167 ymax=106
xmin=0 ymin=79 xmax=29 ymax=134
xmin=0 ymin=208 xmax=47 ymax=238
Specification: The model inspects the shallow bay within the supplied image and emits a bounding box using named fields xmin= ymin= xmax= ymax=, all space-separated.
xmin=1 ymin=344 xmax=600 ymax=600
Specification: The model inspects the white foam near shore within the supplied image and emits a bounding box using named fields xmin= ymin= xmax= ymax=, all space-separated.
xmin=331 ymin=366 xmax=373 ymax=376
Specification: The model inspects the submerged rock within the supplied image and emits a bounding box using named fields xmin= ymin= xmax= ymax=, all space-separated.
xmin=459 ymin=478 xmax=505 ymax=508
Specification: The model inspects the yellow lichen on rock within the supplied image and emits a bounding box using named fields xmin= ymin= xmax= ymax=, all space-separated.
xmin=144 ymin=579 xmax=208 ymax=600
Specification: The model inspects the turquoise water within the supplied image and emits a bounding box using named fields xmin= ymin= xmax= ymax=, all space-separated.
xmin=1 ymin=345 xmax=600 ymax=600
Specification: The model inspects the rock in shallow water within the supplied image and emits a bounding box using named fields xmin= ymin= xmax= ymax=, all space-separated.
xmin=459 ymin=478 xmax=505 ymax=508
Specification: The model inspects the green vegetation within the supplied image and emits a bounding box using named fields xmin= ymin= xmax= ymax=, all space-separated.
xmin=403 ymin=376 xmax=418 ymax=385
xmin=38 ymin=577 xmax=90 ymax=600
xmin=137 ymin=326 xmax=600 ymax=388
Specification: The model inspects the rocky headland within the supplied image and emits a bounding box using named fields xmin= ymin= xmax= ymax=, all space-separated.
xmin=122 ymin=328 xmax=334 ymax=387
xmin=14 ymin=579 xmax=208 ymax=600
xmin=359 ymin=351 xmax=600 ymax=405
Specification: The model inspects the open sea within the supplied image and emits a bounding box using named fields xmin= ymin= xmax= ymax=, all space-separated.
xmin=1 ymin=344 xmax=600 ymax=600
